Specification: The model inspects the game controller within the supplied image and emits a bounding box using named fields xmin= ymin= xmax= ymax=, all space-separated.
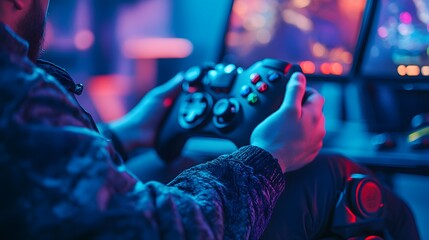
xmin=155 ymin=58 xmax=303 ymax=162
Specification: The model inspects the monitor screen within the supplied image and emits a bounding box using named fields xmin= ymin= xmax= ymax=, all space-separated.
xmin=221 ymin=0 xmax=367 ymax=77
xmin=361 ymin=0 xmax=429 ymax=78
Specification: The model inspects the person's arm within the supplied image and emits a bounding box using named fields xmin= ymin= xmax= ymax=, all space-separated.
xmin=2 ymin=125 xmax=284 ymax=239
xmin=1 ymin=62 xmax=324 ymax=239
xmin=106 ymin=72 xmax=184 ymax=158
xmin=88 ymin=145 xmax=285 ymax=240
xmin=92 ymin=72 xmax=325 ymax=239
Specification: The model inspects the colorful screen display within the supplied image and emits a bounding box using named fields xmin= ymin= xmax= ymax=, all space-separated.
xmin=222 ymin=0 xmax=367 ymax=76
xmin=362 ymin=0 xmax=429 ymax=78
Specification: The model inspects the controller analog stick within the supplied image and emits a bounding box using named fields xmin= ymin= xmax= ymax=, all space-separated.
xmin=213 ymin=98 xmax=240 ymax=129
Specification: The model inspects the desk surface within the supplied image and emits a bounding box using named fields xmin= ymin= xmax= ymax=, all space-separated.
xmin=323 ymin=121 xmax=429 ymax=175
xmin=130 ymin=121 xmax=429 ymax=177
xmin=176 ymin=121 xmax=429 ymax=175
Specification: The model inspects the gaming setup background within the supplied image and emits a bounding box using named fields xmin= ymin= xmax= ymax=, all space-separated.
xmin=41 ymin=0 xmax=429 ymax=238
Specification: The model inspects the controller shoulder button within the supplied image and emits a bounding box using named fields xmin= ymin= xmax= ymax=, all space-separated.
xmin=184 ymin=66 xmax=203 ymax=83
xmin=262 ymin=58 xmax=291 ymax=72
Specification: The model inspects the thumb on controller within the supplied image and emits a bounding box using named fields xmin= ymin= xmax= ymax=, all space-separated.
xmin=280 ymin=72 xmax=307 ymax=119
xmin=146 ymin=72 xmax=184 ymax=105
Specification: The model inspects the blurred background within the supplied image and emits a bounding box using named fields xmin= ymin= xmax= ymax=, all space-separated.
xmin=41 ymin=0 xmax=429 ymax=238
xmin=42 ymin=0 xmax=232 ymax=122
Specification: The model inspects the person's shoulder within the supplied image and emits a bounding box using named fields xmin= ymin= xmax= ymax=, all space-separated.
xmin=0 ymin=56 xmax=64 ymax=105
xmin=0 ymin=56 xmax=91 ymax=128
xmin=0 ymin=53 xmax=37 ymax=109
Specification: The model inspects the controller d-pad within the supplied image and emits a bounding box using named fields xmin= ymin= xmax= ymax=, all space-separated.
xmin=178 ymin=92 xmax=213 ymax=129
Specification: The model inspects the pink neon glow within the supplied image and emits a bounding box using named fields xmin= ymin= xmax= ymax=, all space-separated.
xmin=399 ymin=12 xmax=412 ymax=24
xmin=122 ymin=38 xmax=193 ymax=59
xmin=345 ymin=206 xmax=357 ymax=223
xmin=87 ymin=75 xmax=130 ymax=122
xmin=163 ymin=98 xmax=173 ymax=108
xmin=377 ymin=27 xmax=388 ymax=38
xmin=43 ymin=21 xmax=54 ymax=49
xmin=74 ymin=30 xmax=95 ymax=51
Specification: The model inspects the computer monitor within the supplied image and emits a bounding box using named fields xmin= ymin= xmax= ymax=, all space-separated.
xmin=360 ymin=0 xmax=429 ymax=80
xmin=221 ymin=0 xmax=367 ymax=80
xmin=358 ymin=0 xmax=429 ymax=132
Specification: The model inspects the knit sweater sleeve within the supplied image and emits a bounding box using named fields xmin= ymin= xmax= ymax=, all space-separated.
xmin=97 ymin=145 xmax=286 ymax=240
xmin=165 ymin=145 xmax=286 ymax=239
xmin=56 ymin=145 xmax=286 ymax=240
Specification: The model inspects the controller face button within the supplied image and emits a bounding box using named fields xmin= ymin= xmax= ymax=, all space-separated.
xmin=240 ymin=85 xmax=252 ymax=97
xmin=256 ymin=82 xmax=268 ymax=93
xmin=178 ymin=93 xmax=212 ymax=129
xmin=213 ymin=98 xmax=240 ymax=129
xmin=247 ymin=93 xmax=259 ymax=105
xmin=268 ymin=72 xmax=281 ymax=82
xmin=250 ymin=73 xmax=261 ymax=84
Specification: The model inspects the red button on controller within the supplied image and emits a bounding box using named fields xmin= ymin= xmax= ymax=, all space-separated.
xmin=257 ymin=82 xmax=268 ymax=92
xmin=250 ymin=73 xmax=261 ymax=84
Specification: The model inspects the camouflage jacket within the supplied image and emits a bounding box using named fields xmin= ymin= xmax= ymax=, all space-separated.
xmin=0 ymin=23 xmax=286 ymax=239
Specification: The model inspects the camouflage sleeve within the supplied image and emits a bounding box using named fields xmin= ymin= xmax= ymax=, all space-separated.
xmin=12 ymin=67 xmax=95 ymax=129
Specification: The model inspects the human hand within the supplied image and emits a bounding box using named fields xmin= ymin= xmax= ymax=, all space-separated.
xmin=250 ymin=72 xmax=325 ymax=173
xmin=109 ymin=73 xmax=184 ymax=155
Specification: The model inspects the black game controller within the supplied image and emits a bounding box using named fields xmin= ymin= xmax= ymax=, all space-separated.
xmin=156 ymin=58 xmax=303 ymax=162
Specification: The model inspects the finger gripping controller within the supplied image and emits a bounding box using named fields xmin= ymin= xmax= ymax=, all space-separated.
xmin=156 ymin=58 xmax=303 ymax=162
